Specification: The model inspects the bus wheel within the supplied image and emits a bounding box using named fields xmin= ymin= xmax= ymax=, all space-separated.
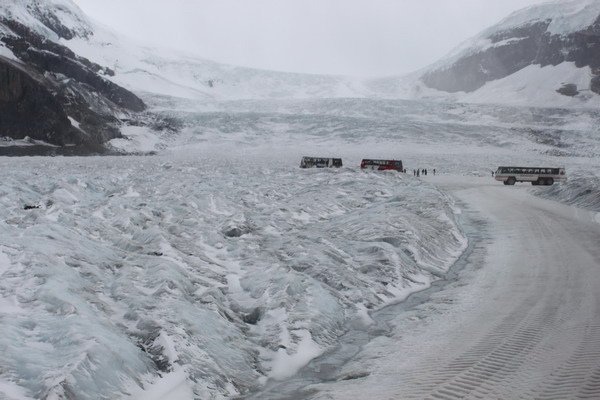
xmin=546 ymin=178 xmax=554 ymax=186
xmin=507 ymin=177 xmax=516 ymax=185
xmin=503 ymin=181 xmax=509 ymax=185
xmin=532 ymin=180 xmax=539 ymax=186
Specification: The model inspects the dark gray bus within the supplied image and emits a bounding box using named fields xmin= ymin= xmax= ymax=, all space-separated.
xmin=300 ymin=157 xmax=343 ymax=168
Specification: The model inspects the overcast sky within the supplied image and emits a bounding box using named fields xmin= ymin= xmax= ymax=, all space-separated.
xmin=74 ymin=0 xmax=550 ymax=77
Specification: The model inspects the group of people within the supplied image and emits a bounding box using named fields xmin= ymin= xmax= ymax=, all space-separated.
xmin=413 ymin=168 xmax=435 ymax=177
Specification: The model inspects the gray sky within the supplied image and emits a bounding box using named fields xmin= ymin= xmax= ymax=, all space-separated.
xmin=74 ymin=0 xmax=550 ymax=77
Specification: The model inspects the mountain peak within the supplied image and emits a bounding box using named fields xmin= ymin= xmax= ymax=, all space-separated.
xmin=0 ymin=0 xmax=92 ymax=40
xmin=415 ymin=0 xmax=600 ymax=107
xmin=495 ymin=0 xmax=600 ymax=37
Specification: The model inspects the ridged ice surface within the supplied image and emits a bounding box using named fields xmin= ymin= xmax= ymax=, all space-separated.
xmin=0 ymin=154 xmax=466 ymax=399
xmin=151 ymin=98 xmax=600 ymax=159
xmin=533 ymin=170 xmax=600 ymax=213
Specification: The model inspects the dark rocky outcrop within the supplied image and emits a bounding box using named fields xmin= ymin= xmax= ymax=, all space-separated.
xmin=423 ymin=15 xmax=600 ymax=94
xmin=0 ymin=58 xmax=79 ymax=145
xmin=556 ymin=83 xmax=579 ymax=97
xmin=1 ymin=20 xmax=144 ymax=112
xmin=591 ymin=67 xmax=600 ymax=95
xmin=0 ymin=12 xmax=148 ymax=154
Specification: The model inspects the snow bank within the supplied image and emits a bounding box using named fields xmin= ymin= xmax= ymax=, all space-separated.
xmin=533 ymin=170 xmax=600 ymax=212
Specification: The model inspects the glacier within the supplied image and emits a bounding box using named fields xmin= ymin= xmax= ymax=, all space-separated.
xmin=2 ymin=96 xmax=600 ymax=399
xmin=1 ymin=1 xmax=600 ymax=398
xmin=0 ymin=149 xmax=468 ymax=399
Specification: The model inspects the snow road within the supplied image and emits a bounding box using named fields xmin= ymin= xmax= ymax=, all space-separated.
xmin=254 ymin=176 xmax=600 ymax=400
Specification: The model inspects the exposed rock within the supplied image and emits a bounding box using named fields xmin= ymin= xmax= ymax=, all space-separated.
xmin=0 ymin=13 xmax=147 ymax=153
xmin=1 ymin=19 xmax=143 ymax=111
xmin=223 ymin=227 xmax=247 ymax=238
xmin=423 ymin=14 xmax=600 ymax=94
xmin=242 ymin=308 xmax=262 ymax=325
xmin=0 ymin=58 xmax=79 ymax=145
xmin=556 ymin=83 xmax=579 ymax=97
xmin=423 ymin=22 xmax=550 ymax=93
xmin=591 ymin=75 xmax=600 ymax=95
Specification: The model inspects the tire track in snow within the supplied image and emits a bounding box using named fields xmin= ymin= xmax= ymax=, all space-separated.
xmin=300 ymin=178 xmax=600 ymax=400
xmin=398 ymin=186 xmax=600 ymax=400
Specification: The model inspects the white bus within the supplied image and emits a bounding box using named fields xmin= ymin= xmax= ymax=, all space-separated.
xmin=494 ymin=166 xmax=567 ymax=186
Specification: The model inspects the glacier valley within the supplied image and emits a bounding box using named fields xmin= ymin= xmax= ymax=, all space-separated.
xmin=1 ymin=98 xmax=600 ymax=399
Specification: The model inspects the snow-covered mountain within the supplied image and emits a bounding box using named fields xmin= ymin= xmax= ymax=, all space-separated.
xmin=2 ymin=0 xmax=600 ymax=154
xmin=387 ymin=0 xmax=600 ymax=108
xmin=0 ymin=0 xmax=367 ymax=153
xmin=0 ymin=0 xmax=150 ymax=152
xmin=62 ymin=17 xmax=363 ymax=103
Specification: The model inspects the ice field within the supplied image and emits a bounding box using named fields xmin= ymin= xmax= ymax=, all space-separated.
xmin=1 ymin=98 xmax=600 ymax=399
xmin=0 ymin=152 xmax=467 ymax=399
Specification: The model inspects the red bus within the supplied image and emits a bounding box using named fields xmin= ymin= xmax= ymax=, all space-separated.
xmin=360 ymin=159 xmax=403 ymax=171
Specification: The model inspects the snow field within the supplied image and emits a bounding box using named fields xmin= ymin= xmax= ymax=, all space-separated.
xmin=0 ymin=154 xmax=466 ymax=399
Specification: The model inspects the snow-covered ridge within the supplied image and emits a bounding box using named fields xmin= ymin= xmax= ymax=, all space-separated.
xmin=379 ymin=0 xmax=600 ymax=108
xmin=430 ymin=0 xmax=600 ymax=74
xmin=0 ymin=0 xmax=92 ymax=40
xmin=493 ymin=0 xmax=600 ymax=36
xmin=0 ymin=0 xmax=152 ymax=150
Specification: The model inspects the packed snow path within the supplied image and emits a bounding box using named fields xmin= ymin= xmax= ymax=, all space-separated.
xmin=254 ymin=176 xmax=600 ymax=400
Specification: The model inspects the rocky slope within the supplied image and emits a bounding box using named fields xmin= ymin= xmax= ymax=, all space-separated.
xmin=419 ymin=0 xmax=600 ymax=105
xmin=0 ymin=0 xmax=147 ymax=154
